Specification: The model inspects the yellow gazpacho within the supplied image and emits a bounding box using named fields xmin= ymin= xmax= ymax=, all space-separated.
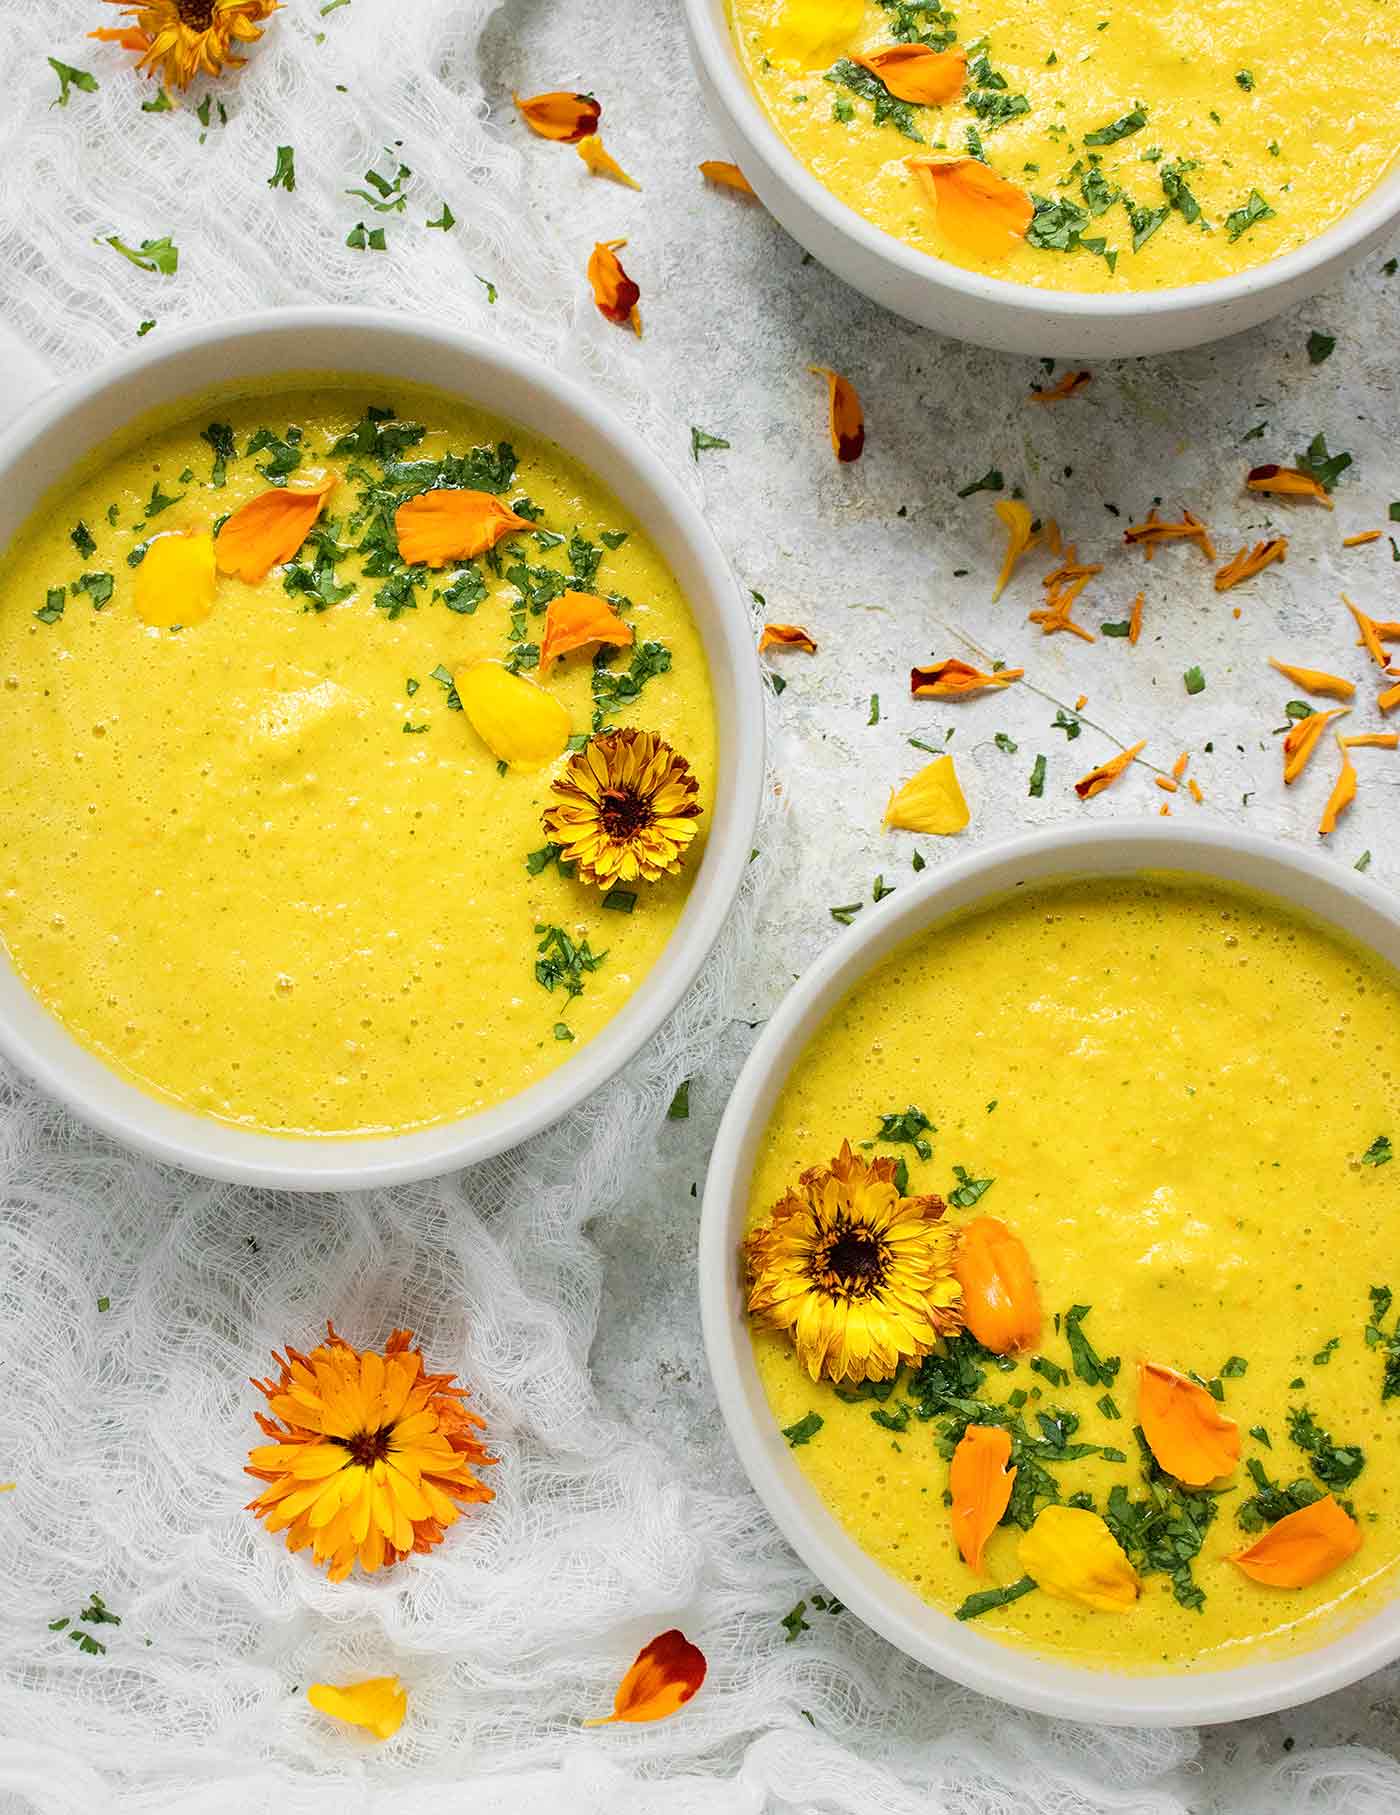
xmin=744 ymin=875 xmax=1400 ymax=1669
xmin=0 ymin=382 xmax=716 ymax=1137
xmin=728 ymin=0 xmax=1400 ymax=290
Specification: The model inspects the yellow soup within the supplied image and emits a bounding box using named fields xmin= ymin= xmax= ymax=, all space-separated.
xmin=0 ymin=381 xmax=716 ymax=1137
xmin=728 ymin=0 xmax=1400 ymax=290
xmin=747 ymin=876 xmax=1400 ymax=1670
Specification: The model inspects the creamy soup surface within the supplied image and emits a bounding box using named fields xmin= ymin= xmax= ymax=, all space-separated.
xmin=0 ymin=381 xmax=716 ymax=1137
xmin=749 ymin=876 xmax=1400 ymax=1669
xmin=727 ymin=0 xmax=1400 ymax=291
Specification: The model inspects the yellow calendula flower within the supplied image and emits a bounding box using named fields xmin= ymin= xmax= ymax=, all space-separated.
xmin=100 ymin=0 xmax=280 ymax=90
xmin=307 ymin=1676 xmax=407 ymax=1742
xmin=744 ymin=1142 xmax=963 ymax=1385
xmin=542 ymin=728 xmax=702 ymax=888
xmin=245 ymin=1325 xmax=495 ymax=1583
xmin=1018 ymin=1504 xmax=1140 ymax=1612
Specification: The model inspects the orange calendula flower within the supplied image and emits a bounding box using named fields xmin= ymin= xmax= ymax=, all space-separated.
xmin=214 ymin=474 xmax=336 ymax=584
xmin=543 ymin=728 xmax=702 ymax=887
xmin=1019 ymin=1505 xmax=1139 ymax=1612
xmin=1268 ymin=656 xmax=1354 ymax=700
xmin=771 ymin=0 xmax=863 ymax=65
xmin=1320 ymin=734 xmax=1357 ymax=837
xmin=884 ymin=753 xmax=969 ymax=835
xmin=1343 ymin=595 xmax=1391 ymax=668
xmin=1123 ymin=508 xmax=1215 ymax=561
xmin=307 ymin=1677 xmax=407 ymax=1742
xmin=1247 ymin=463 xmax=1333 ymax=509
xmin=582 ymin=1630 xmax=707 ymax=1728
xmin=954 ymin=1216 xmax=1040 ymax=1355
xmin=1138 ymin=1362 xmax=1240 ymax=1485
xmin=1074 ymin=740 xmax=1145 ymax=801
xmin=588 ymin=239 xmax=641 ymax=333
xmin=1214 ymin=537 xmax=1287 ymax=592
xmin=906 ymin=157 xmax=1033 ymax=261
xmin=809 ymin=365 xmax=864 ymax=463
xmin=744 ymin=1142 xmax=961 ymax=1385
xmin=539 ymin=591 xmax=633 ymax=670
xmin=909 ymin=658 xmax=1022 ymax=697
xmin=1231 ymin=1495 xmax=1362 ymax=1588
xmin=759 ymin=623 xmax=818 ymax=653
xmin=949 ymin=1425 xmax=1016 ymax=1574
xmin=1282 ymin=709 xmax=1347 ymax=785
xmin=245 ymin=1325 xmax=495 ymax=1583
xmin=513 ymin=90 xmax=601 ymax=142
xmin=577 ymin=135 xmax=640 ymax=189
xmin=992 ymin=498 xmax=1036 ymax=601
xmin=457 ymin=660 xmax=571 ymax=768
xmin=102 ymin=0 xmax=278 ymax=89
xmin=394 ymin=490 xmax=530 ymax=567
xmin=1029 ymin=370 xmax=1091 ymax=404
xmin=852 ymin=43 xmax=966 ymax=104
xmin=699 ymin=159 xmax=756 ymax=197
xmin=134 ymin=529 xmax=217 ymax=628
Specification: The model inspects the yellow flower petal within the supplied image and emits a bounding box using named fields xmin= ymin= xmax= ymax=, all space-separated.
xmin=307 ymin=1677 xmax=407 ymax=1741
xmin=133 ymin=530 xmax=217 ymax=629
xmin=883 ymin=754 xmax=969 ymax=835
xmin=771 ymin=0 xmax=863 ymax=65
xmin=993 ymin=498 xmax=1035 ymax=601
xmin=577 ymin=134 xmax=640 ymax=189
xmin=1018 ymin=1505 xmax=1139 ymax=1612
xmin=456 ymin=660 xmax=571 ymax=768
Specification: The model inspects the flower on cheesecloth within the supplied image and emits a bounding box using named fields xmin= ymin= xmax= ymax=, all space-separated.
xmin=100 ymin=0 xmax=279 ymax=89
xmin=542 ymin=728 xmax=702 ymax=888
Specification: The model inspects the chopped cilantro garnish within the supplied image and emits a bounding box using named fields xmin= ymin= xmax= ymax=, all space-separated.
xmin=690 ymin=426 xmax=730 ymax=460
xmin=1307 ymin=330 xmax=1336 ymax=364
xmin=48 ymin=59 xmax=98 ymax=106
xmin=1183 ymin=665 xmax=1206 ymax=695
xmin=948 ymin=1165 xmax=994 ymax=1207
xmin=591 ymin=640 xmax=671 ymax=730
xmin=994 ymin=731 xmax=1018 ymax=753
xmin=1029 ymin=1355 xmax=1069 ymax=1388
xmin=1356 ymin=851 xmax=1373 ymax=873
xmin=1365 ymin=1285 xmax=1400 ymax=1400
xmin=1312 ymin=1336 xmax=1340 ymax=1366
xmin=73 ymin=572 xmax=114 ymax=611
xmin=1064 ymin=1304 xmax=1121 ymax=1388
xmin=782 ymin=1411 xmax=824 ymax=1447
xmin=1235 ymin=69 xmax=1255 ymax=89
xmin=911 ymin=850 xmax=926 ymax=871
xmin=137 ymin=319 xmax=156 ymax=337
xmin=348 ymin=156 xmax=412 ymax=214
xmin=35 ymin=588 xmax=66 ymax=624
xmin=1362 ymin=1134 xmax=1393 ymax=1167
xmin=781 ymin=1601 xmax=810 ymax=1640
xmin=957 ymin=467 xmax=1003 ymax=498
xmin=1123 ymin=197 xmax=1168 ymax=250
xmin=1219 ymin=1356 xmax=1248 ymax=1378
xmin=78 ymin=1593 xmax=121 ymax=1627
xmin=426 ymin=201 xmax=456 ymax=231
xmin=144 ymin=480 xmax=183 ymax=517
xmin=96 ymin=1295 xmax=111 ymax=1313
xmin=268 ymin=145 xmax=297 ymax=191
xmin=875 ymin=1106 xmax=935 ymax=1160
xmin=245 ymin=425 xmax=303 ymax=484
xmin=200 ymin=422 xmax=235 ymax=487
xmin=534 ymin=923 xmax=607 ymax=1002
xmin=103 ymin=234 xmax=178 ymax=274
xmin=1160 ymin=159 xmax=1204 ymax=225
xmin=1097 ymin=1392 xmax=1121 ymax=1420
xmin=346 ymin=222 xmax=387 ymax=251
xmin=1224 ymin=189 xmax=1275 ymax=242
xmin=830 ymin=901 xmax=863 ymax=925
xmin=1027 ymin=194 xmax=1088 ymax=252
xmin=1236 ymin=1455 xmax=1324 ymax=1533
xmin=965 ymin=53 xmax=1030 ymax=130
xmin=1052 ymin=709 xmax=1081 ymax=739
xmin=71 ymin=521 xmax=96 ymax=558
xmin=1287 ymin=1405 xmax=1364 ymax=1488
xmin=869 ymin=693 xmax=880 ymax=725
xmin=1101 ymin=619 xmax=1132 ymax=637
xmin=955 ymin=1576 xmax=1036 ymax=1620
xmin=1028 ymin=753 xmax=1047 ymax=797
xmin=1084 ymin=106 xmax=1147 ymax=145
xmin=667 ymin=1080 xmax=691 ymax=1120
xmin=1105 ymin=1447 xmax=1220 ymax=1610
xmin=601 ymin=888 xmax=637 ymax=914
xmin=825 ymin=59 xmax=925 ymax=140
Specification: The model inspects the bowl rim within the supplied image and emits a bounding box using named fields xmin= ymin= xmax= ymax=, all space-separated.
xmin=699 ymin=821 xmax=1400 ymax=1725
xmin=684 ymin=0 xmax=1400 ymax=326
xmin=0 ymin=305 xmax=766 ymax=1189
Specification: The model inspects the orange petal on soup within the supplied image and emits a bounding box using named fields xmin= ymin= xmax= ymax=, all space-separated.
xmin=214 ymin=474 xmax=337 ymax=584
xmin=588 ymin=239 xmax=641 ymax=333
xmin=514 ymin=90 xmax=601 ymax=142
xmin=1282 ymin=708 xmax=1348 ymax=785
xmin=699 ymin=159 xmax=756 ymax=197
xmin=394 ymin=490 xmax=531 ymax=567
xmin=949 ymin=1424 xmax=1016 ymax=1574
xmin=1230 ymin=1495 xmax=1362 ymax=1588
xmin=581 ymin=1630 xmax=707 ymax=1727
xmin=1246 ymin=464 xmax=1334 ymax=509
xmin=1138 ymin=1362 xmax=1240 ymax=1486
xmin=759 ymin=623 xmax=817 ymax=653
xmin=539 ymin=590 xmax=634 ymax=669
xmin=907 ymin=157 xmax=1033 ymax=262
xmin=954 ymin=1217 xmax=1040 ymax=1354
xmin=577 ymin=134 xmax=640 ymax=189
xmin=1319 ymin=733 xmax=1358 ymax=837
xmin=1268 ymin=656 xmax=1354 ymax=700
xmin=1074 ymin=740 xmax=1146 ymax=801
xmin=852 ymin=43 xmax=966 ymax=104
xmin=911 ymin=658 xmax=1022 ymax=698
xmin=809 ymin=365 xmax=864 ymax=463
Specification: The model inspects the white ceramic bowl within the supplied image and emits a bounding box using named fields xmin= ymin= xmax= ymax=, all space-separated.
xmin=700 ymin=823 xmax=1400 ymax=1725
xmin=0 ymin=307 xmax=765 ymax=1189
xmin=683 ymin=0 xmax=1400 ymax=357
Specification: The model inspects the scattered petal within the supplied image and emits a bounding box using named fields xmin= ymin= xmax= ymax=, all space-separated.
xmin=1123 ymin=508 xmax=1215 ymax=560
xmin=1379 ymin=680 xmax=1400 ymax=715
xmin=884 ymin=754 xmax=969 ymax=834
xmin=910 ymin=658 xmax=1022 ymax=697
xmin=808 ymin=365 xmax=864 ymax=463
xmin=1030 ymin=545 xmax=1101 ymax=642
xmin=1138 ymin=1361 xmax=1240 ymax=1485
xmin=699 ymin=159 xmax=757 ymax=197
xmin=853 ymin=44 xmax=966 ymax=104
xmin=759 ymin=623 xmax=818 ymax=653
xmin=134 ymin=530 xmax=217 ymax=628
xmin=1247 ymin=464 xmax=1334 ymax=509
xmin=583 ymin=1630 xmax=707 ymax=1727
xmin=1128 ymin=590 xmax=1143 ymax=645
xmin=950 ymin=1425 xmax=1016 ymax=1574
xmin=88 ymin=25 xmax=152 ymax=50
xmin=1342 ymin=732 xmax=1399 ymax=749
xmin=542 ymin=729 xmax=702 ymax=886
xmin=307 ymin=1678 xmax=407 ymax=1742
xmin=954 ymin=1216 xmax=1040 ymax=1354
xmin=1268 ymin=657 xmax=1354 ymax=700
xmin=992 ymin=499 xmax=1035 ymax=601
xmin=1320 ymin=734 xmax=1357 ymax=836
xmin=1282 ymin=708 xmax=1348 ymax=784
xmin=539 ymin=591 xmax=634 ymax=670
xmin=1343 ymin=531 xmax=1382 ymax=548
xmin=395 ymin=490 xmax=531 ymax=567
xmin=588 ymin=239 xmax=641 ymax=333
xmin=1343 ymin=595 xmax=1391 ymax=668
xmin=770 ymin=0 xmax=863 ymax=66
xmin=906 ymin=157 xmax=1033 ymax=262
xmin=1074 ymin=740 xmax=1145 ymax=801
xmin=457 ymin=660 xmax=571 ymax=768
xmin=1018 ymin=1505 xmax=1139 ymax=1612
xmin=514 ymin=90 xmax=601 ymax=142
xmin=1214 ymin=537 xmax=1287 ymax=592
xmin=1231 ymin=1495 xmax=1362 ymax=1587
xmin=214 ymin=475 xmax=336 ymax=584
xmin=577 ymin=134 xmax=640 ymax=189
xmin=1029 ymin=370 xmax=1091 ymax=404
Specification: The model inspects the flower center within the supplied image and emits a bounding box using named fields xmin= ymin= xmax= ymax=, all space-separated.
xmin=340 ymin=1425 xmax=395 ymax=1468
xmin=813 ymin=1220 xmax=891 ymax=1301
xmin=177 ymin=0 xmax=217 ymax=27
xmin=598 ymin=785 xmax=653 ymax=841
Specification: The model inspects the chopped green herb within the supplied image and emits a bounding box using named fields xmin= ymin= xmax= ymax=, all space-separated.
xmin=70 ymin=521 xmax=96 ymax=558
xmin=993 ymin=732 xmax=1018 ymax=753
xmin=591 ymin=640 xmax=672 ymax=730
xmin=79 ymin=1593 xmax=121 ymax=1627
xmin=1249 ymin=1425 xmax=1271 ymax=1447
xmin=1064 ymin=1304 xmax=1121 ymax=1388
xmin=426 ymin=201 xmax=456 ymax=231
xmin=1219 ymin=1356 xmax=1248 ymax=1378
xmin=690 ymin=426 xmax=730 ymax=460
xmin=1287 ymin=1405 xmax=1364 ymax=1488
xmin=1183 ymin=665 xmax=1206 ymax=695
xmin=825 ymin=59 xmax=925 ymax=141
xmin=955 ymin=1576 xmax=1037 ymax=1620
xmin=268 ymin=145 xmax=297 ymax=191
xmin=96 ymin=1296 xmax=110 ymax=1313
xmin=667 ymin=1080 xmax=691 ymax=1121
xmin=348 ymin=155 xmax=412 ymax=213
xmin=782 ymin=1411 xmax=824 ymax=1447
xmin=948 ymin=1165 xmax=994 ymax=1208
xmin=73 ymin=572 xmax=114 ymax=611
xmin=1307 ymin=330 xmax=1336 ymax=365
xmin=1028 ymin=753 xmax=1047 ymax=797
xmin=781 ymin=1601 xmax=810 ymax=1640
xmin=1097 ymin=1392 xmax=1120 ymax=1420
xmin=872 ymin=874 xmax=895 ymax=903
xmin=957 ymin=468 xmax=1003 ymax=498
xmin=1224 ymin=189 xmax=1276 ymax=242
xmin=200 ymin=422 xmax=235 ymax=487
xmin=144 ymin=480 xmax=184 ymax=518
xmin=911 ymin=850 xmax=926 ymax=871
xmin=1052 ymin=708 xmax=1081 ymax=739
xmin=553 ymin=1023 xmax=574 ymax=1042
xmin=103 ymin=234 xmax=179 ymax=275
xmin=1101 ymin=619 xmax=1132 ymax=637
xmin=137 ymin=319 xmax=156 ymax=337
xmin=1105 ymin=1459 xmax=1220 ymax=1610
xmin=1030 ymin=1355 xmax=1070 ymax=1388
xmin=48 ymin=59 xmax=98 ymax=106
xmin=1027 ymin=193 xmax=1089 ymax=252
xmin=35 ymin=588 xmax=66 ymax=624
xmin=1362 ymin=1134 xmax=1393 ymax=1167
xmin=1312 ymin=1336 xmax=1340 ymax=1366
xmin=533 ymin=923 xmax=607 ymax=1002
xmin=1356 ymin=850 xmax=1373 ymax=873
xmin=869 ymin=693 xmax=880 ymax=725
xmin=346 ymin=222 xmax=387 ymax=251
xmin=402 ymin=722 xmax=428 ymax=734
xmin=1159 ymin=158 xmax=1204 ymax=225
xmin=875 ymin=1105 xmax=935 ymax=1160
xmin=1235 ymin=68 xmax=1255 ymax=89
xmin=1236 ymin=1455 xmax=1324 ymax=1533
xmin=601 ymin=888 xmax=637 ymax=914
xmin=830 ymin=901 xmax=864 ymax=925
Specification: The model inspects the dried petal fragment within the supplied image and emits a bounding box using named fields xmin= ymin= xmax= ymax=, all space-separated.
xmin=1282 ymin=709 xmax=1347 ymax=785
xmin=1247 ymin=464 xmax=1333 ymax=509
xmin=307 ymin=1677 xmax=407 ymax=1742
xmin=950 ymin=1425 xmax=1016 ymax=1574
xmin=514 ymin=90 xmax=601 ymax=143
xmin=1123 ymin=509 xmax=1215 ymax=560
xmin=884 ymin=754 xmax=969 ymax=835
xmin=699 ymin=159 xmax=756 ymax=196
xmin=88 ymin=24 xmax=151 ymax=49
xmin=1379 ymin=680 xmax=1400 ymax=715
xmin=1138 ymin=1362 xmax=1240 ymax=1485
xmin=759 ymin=623 xmax=818 ymax=653
xmin=1214 ymin=537 xmax=1287 ymax=592
xmin=809 ymin=365 xmax=864 ymax=463
xmin=1128 ymin=591 xmax=1143 ymax=645
xmin=577 ymin=134 xmax=640 ymax=189
xmin=954 ymin=1217 xmax=1040 ymax=1354
xmin=1343 ymin=531 xmax=1382 ymax=548
xmin=588 ymin=239 xmax=641 ymax=333
xmin=1018 ymin=1505 xmax=1139 ymax=1612
xmin=214 ymin=474 xmax=336 ymax=583
xmin=456 ymin=660 xmax=571 ymax=768
xmin=539 ymin=591 xmax=633 ymax=669
xmin=1342 ymin=733 xmax=1399 ymax=750
xmin=1320 ymin=734 xmax=1357 ymax=836
xmin=1268 ymin=657 xmax=1354 ymax=701
xmin=771 ymin=0 xmax=863 ymax=66
xmin=134 ymin=530 xmax=217 ymax=628
xmin=1231 ymin=1495 xmax=1362 ymax=1587
xmin=1074 ymin=740 xmax=1146 ymax=801
xmin=906 ymin=157 xmax=1033 ymax=262
xmin=583 ymin=1630 xmax=707 ymax=1727
xmin=910 ymin=658 xmax=1022 ymax=697
xmin=1343 ymin=596 xmax=1391 ymax=668
xmin=395 ymin=490 xmax=531 ymax=567
xmin=993 ymin=498 xmax=1035 ymax=601
xmin=853 ymin=44 xmax=966 ymax=104
xmin=1029 ymin=370 xmax=1091 ymax=404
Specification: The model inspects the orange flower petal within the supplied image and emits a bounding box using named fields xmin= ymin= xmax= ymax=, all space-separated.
xmin=808 ymin=365 xmax=864 ymax=462
xmin=214 ymin=475 xmax=336 ymax=584
xmin=1378 ymin=680 xmax=1400 ymax=714
xmin=577 ymin=134 xmax=640 ymax=189
xmin=1342 ymin=732 xmax=1399 ymax=750
xmin=134 ymin=531 xmax=217 ymax=628
xmin=539 ymin=590 xmax=634 ymax=669
xmin=1123 ymin=509 xmax=1215 ymax=561
xmin=906 ymin=157 xmax=1033 ymax=262
xmin=949 ymin=1424 xmax=1016 ymax=1574
xmin=1215 ymin=537 xmax=1287 ymax=592
xmin=307 ymin=1677 xmax=407 ymax=1742
xmin=514 ymin=90 xmax=601 ymax=142
xmin=884 ymin=753 xmax=969 ymax=834
xmin=992 ymin=499 xmax=1037 ymax=601
xmin=1138 ymin=1362 xmax=1240 ymax=1486
xmin=1343 ymin=530 xmax=1382 ymax=547
xmin=1247 ymin=464 xmax=1334 ymax=509
xmin=394 ymin=490 xmax=530 ymax=568
xmin=1269 ymin=657 xmax=1354 ymax=700
xmin=1282 ymin=708 xmax=1348 ymax=784
xmin=852 ymin=44 xmax=966 ymax=104
xmin=582 ymin=1630 xmax=706 ymax=1727
xmin=588 ymin=239 xmax=641 ymax=333
xmin=759 ymin=623 xmax=818 ymax=653
xmin=699 ymin=159 xmax=756 ymax=197
xmin=1230 ymin=1495 xmax=1362 ymax=1587
xmin=1074 ymin=740 xmax=1145 ymax=801
xmin=910 ymin=658 xmax=1022 ymax=698
xmin=1128 ymin=591 xmax=1143 ymax=645
xmin=89 ymin=24 xmax=151 ymax=48
xmin=1344 ymin=595 xmax=1391 ymax=668
xmin=954 ymin=1217 xmax=1040 ymax=1354
xmin=1320 ymin=734 xmax=1358 ymax=836
xmin=1029 ymin=370 xmax=1091 ymax=404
